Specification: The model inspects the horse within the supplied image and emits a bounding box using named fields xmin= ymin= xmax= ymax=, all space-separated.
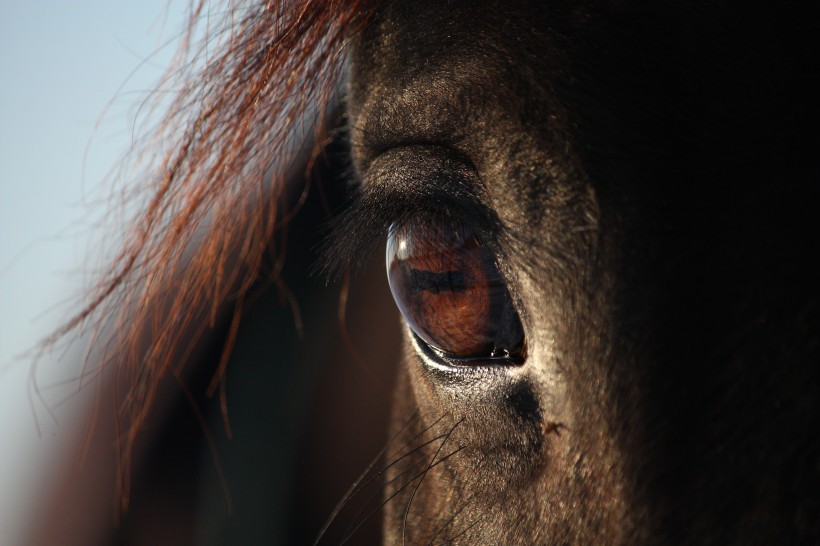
xmin=39 ymin=1 xmax=820 ymax=544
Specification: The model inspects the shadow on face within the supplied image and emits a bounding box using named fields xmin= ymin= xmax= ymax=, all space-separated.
xmin=345 ymin=1 xmax=820 ymax=544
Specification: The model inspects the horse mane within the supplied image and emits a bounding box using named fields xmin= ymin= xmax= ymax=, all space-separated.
xmin=43 ymin=0 xmax=373 ymax=509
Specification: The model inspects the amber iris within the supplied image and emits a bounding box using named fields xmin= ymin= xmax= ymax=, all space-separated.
xmin=386 ymin=221 xmax=525 ymax=363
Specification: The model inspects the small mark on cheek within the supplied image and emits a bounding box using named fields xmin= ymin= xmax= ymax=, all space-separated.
xmin=544 ymin=421 xmax=567 ymax=436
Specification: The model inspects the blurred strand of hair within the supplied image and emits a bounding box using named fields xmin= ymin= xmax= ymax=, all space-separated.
xmin=39 ymin=0 xmax=376 ymax=509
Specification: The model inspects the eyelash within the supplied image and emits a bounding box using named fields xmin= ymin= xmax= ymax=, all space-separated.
xmin=316 ymin=182 xmax=500 ymax=281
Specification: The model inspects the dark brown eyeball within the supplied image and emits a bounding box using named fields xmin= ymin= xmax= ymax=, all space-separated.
xmin=386 ymin=221 xmax=525 ymax=363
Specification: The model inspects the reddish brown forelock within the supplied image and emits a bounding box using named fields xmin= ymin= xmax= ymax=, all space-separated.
xmin=42 ymin=0 xmax=377 ymax=511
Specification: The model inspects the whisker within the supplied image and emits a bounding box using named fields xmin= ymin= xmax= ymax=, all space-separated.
xmin=387 ymin=413 xmax=449 ymax=460
xmin=338 ymin=431 xmax=458 ymax=540
xmin=313 ymin=410 xmax=421 ymax=545
xmin=314 ymin=412 xmax=459 ymax=544
xmin=333 ymin=414 xmax=455 ymax=541
xmin=340 ymin=445 xmax=467 ymax=545
xmin=439 ymin=515 xmax=481 ymax=545
xmin=403 ymin=417 xmax=464 ymax=545
xmin=426 ymin=498 xmax=471 ymax=546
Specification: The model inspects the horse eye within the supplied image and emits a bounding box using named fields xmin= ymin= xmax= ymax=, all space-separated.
xmin=386 ymin=221 xmax=526 ymax=364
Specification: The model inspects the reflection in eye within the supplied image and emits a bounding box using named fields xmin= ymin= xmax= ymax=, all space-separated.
xmin=386 ymin=220 xmax=526 ymax=364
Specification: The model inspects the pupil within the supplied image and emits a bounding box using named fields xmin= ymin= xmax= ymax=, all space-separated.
xmin=409 ymin=269 xmax=467 ymax=294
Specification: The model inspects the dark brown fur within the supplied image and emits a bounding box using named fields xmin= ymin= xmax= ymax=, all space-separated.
xmin=343 ymin=1 xmax=820 ymax=543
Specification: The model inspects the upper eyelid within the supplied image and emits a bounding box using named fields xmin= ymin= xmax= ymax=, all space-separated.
xmin=361 ymin=144 xmax=479 ymax=192
xmin=316 ymin=145 xmax=501 ymax=279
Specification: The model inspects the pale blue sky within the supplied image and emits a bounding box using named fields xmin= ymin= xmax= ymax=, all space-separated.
xmin=0 ymin=3 xmax=189 ymax=542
